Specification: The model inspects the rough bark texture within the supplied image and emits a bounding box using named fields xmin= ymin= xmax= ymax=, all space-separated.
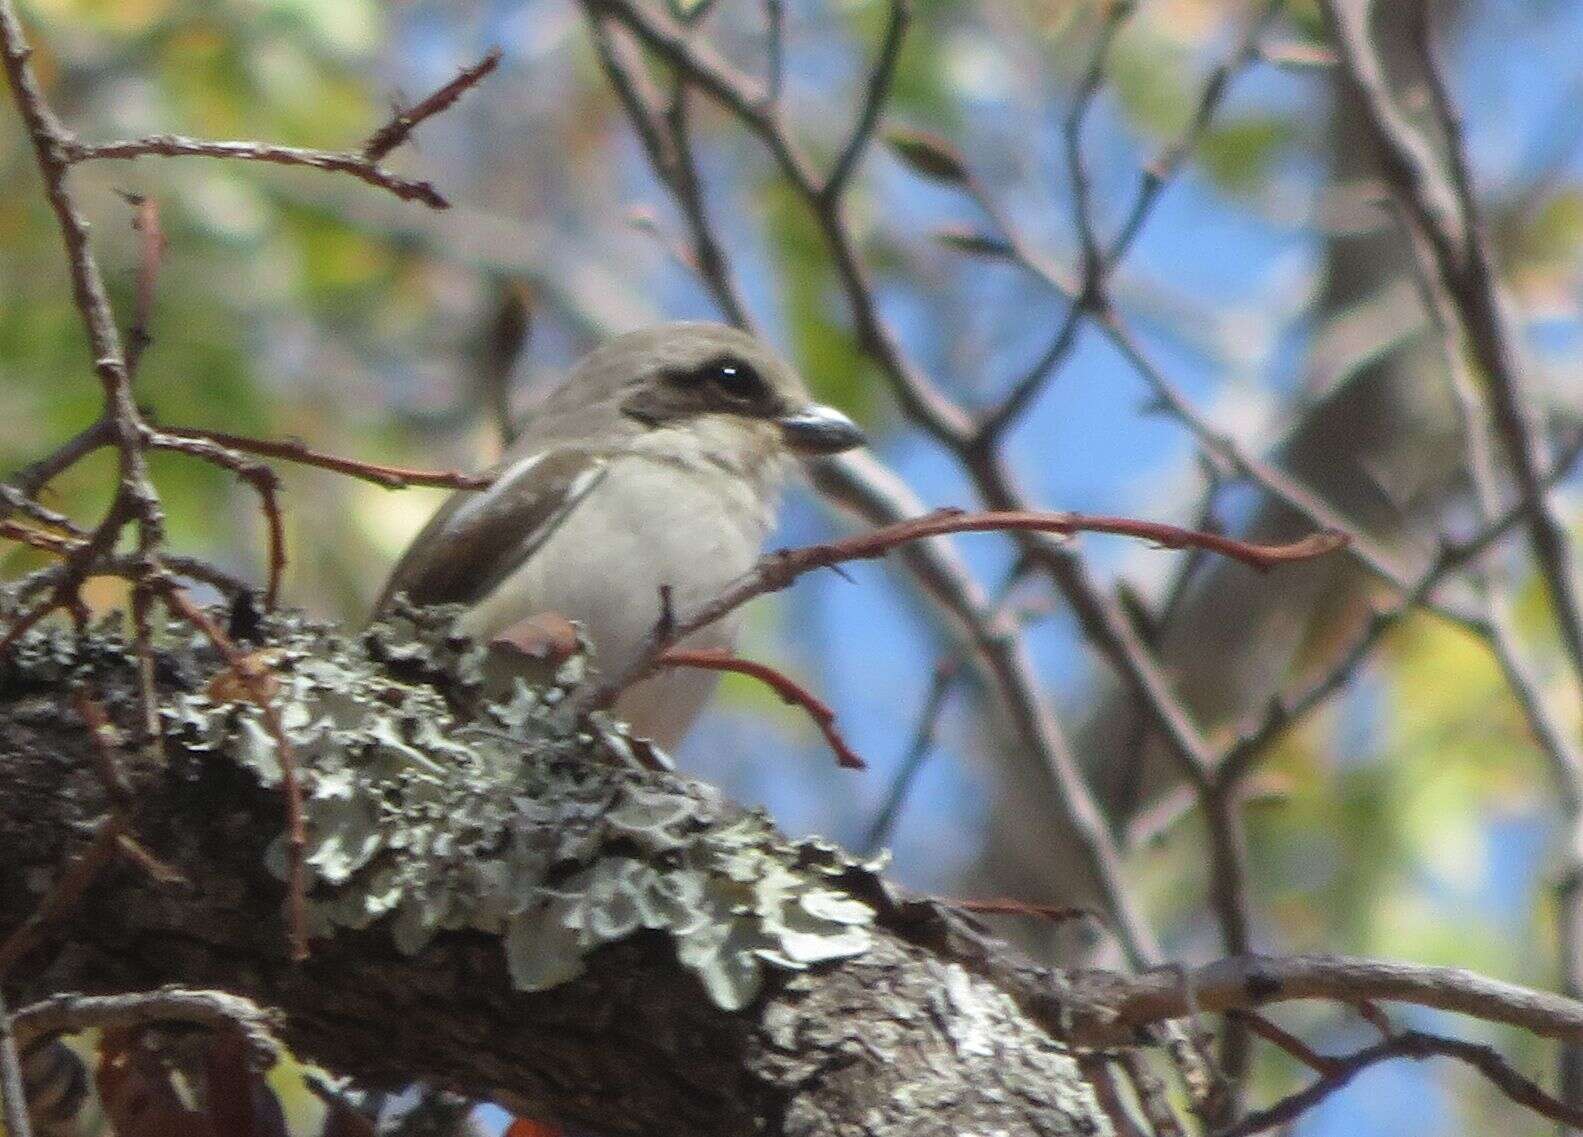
xmin=0 ymin=608 xmax=1113 ymax=1137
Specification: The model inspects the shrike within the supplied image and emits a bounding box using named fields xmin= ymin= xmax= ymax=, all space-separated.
xmin=376 ymin=322 xmax=865 ymax=750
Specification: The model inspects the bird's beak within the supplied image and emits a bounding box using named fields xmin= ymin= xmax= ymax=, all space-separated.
xmin=776 ymin=403 xmax=866 ymax=455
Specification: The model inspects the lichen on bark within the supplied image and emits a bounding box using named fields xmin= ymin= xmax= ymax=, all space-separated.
xmin=9 ymin=600 xmax=878 ymax=1011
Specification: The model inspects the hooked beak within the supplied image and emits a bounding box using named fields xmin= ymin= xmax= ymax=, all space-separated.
xmin=776 ymin=403 xmax=866 ymax=456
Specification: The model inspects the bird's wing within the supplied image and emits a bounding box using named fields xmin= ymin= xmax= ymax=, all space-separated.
xmin=374 ymin=446 xmax=610 ymax=612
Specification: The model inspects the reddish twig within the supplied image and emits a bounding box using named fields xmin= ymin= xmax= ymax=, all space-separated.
xmin=0 ymin=0 xmax=499 ymax=965
xmin=591 ymin=508 xmax=1347 ymax=706
xmin=157 ymin=585 xmax=308 ymax=961
xmin=147 ymin=432 xmax=287 ymax=608
xmin=580 ymin=0 xmax=1185 ymax=988
xmin=363 ymin=50 xmax=503 ymax=161
xmin=70 ymin=690 xmax=133 ymax=806
xmin=657 ymin=647 xmax=865 ymax=769
xmin=0 ymin=814 xmax=126 ymax=978
xmin=118 ymin=192 xmax=166 ymax=377
xmin=157 ymin=426 xmax=492 ymax=490
xmin=946 ymin=897 xmax=1095 ymax=923
xmin=64 ymin=48 xmax=500 ymax=211
xmin=1228 ymin=1010 xmax=1343 ymax=1076
xmin=66 ymin=136 xmax=453 ymax=209
xmin=1353 ymin=999 xmax=1393 ymax=1040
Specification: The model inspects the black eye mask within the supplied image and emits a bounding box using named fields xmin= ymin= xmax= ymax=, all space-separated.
xmin=687 ymin=358 xmax=768 ymax=403
xmin=621 ymin=355 xmax=780 ymax=425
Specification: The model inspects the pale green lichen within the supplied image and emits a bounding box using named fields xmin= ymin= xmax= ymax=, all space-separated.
xmin=121 ymin=601 xmax=876 ymax=1011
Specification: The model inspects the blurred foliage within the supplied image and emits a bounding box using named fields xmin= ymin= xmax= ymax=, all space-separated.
xmin=2 ymin=0 xmax=1583 ymax=1134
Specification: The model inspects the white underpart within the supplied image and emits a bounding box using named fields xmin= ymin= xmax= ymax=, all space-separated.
xmin=456 ymin=441 xmax=782 ymax=751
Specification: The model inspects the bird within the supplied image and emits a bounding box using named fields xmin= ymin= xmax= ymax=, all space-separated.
xmin=375 ymin=321 xmax=865 ymax=751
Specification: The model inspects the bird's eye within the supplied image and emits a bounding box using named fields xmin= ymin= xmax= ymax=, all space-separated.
xmin=694 ymin=358 xmax=765 ymax=403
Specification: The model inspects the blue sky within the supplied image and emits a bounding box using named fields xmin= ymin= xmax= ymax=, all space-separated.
xmin=375 ymin=1 xmax=1583 ymax=1132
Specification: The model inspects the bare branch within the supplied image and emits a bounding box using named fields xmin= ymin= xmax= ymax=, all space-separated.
xmin=596 ymin=507 xmax=1346 ymax=704
xmin=156 ymin=426 xmax=491 ymax=491
xmin=146 ymin=431 xmax=287 ymax=608
xmin=1320 ymin=0 xmax=1583 ymax=692
xmin=582 ymin=0 xmax=975 ymax=444
xmin=67 ymin=135 xmax=453 ymax=208
xmin=12 ymin=989 xmax=280 ymax=1071
xmin=861 ymin=655 xmax=961 ymax=853
xmin=363 ymin=49 xmax=502 ymax=161
xmin=6 ymin=417 xmax=113 ymax=500
xmin=1071 ymin=953 xmax=1583 ymax=1044
xmin=0 ymin=989 xmax=32 ymax=1137
xmin=822 ymin=0 xmax=909 ymax=199
xmin=1221 ymin=1029 xmax=1583 ymax=1136
xmin=0 ymin=814 xmax=126 ymax=977
xmin=657 ymin=647 xmax=865 ymax=769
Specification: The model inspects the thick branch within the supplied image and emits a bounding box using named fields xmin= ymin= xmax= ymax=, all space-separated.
xmin=4 ymin=611 xmax=1583 ymax=1136
xmin=0 ymin=612 xmax=1116 ymax=1137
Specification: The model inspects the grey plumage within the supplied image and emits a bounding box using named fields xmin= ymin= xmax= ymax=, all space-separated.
xmin=376 ymin=322 xmax=863 ymax=751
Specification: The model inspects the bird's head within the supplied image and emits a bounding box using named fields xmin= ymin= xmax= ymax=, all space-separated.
xmin=540 ymin=322 xmax=865 ymax=459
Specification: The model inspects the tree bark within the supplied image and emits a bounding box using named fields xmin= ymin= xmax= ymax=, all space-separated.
xmin=0 ymin=609 xmax=1115 ymax=1137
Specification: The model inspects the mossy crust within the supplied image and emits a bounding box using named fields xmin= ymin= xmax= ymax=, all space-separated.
xmin=0 ymin=599 xmax=1114 ymax=1136
xmin=10 ymin=601 xmax=877 ymax=1012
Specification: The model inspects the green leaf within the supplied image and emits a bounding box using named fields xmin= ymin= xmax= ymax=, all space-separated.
xmin=1197 ymin=116 xmax=1295 ymax=194
xmin=759 ymin=180 xmax=871 ymax=417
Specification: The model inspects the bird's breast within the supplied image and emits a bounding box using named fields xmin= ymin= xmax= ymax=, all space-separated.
xmin=454 ymin=453 xmax=774 ymax=686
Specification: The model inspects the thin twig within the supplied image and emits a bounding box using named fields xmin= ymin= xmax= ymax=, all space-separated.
xmin=1077 ymin=1054 xmax=1154 ymax=1137
xmin=68 ymin=136 xmax=453 ymax=208
xmin=1064 ymin=1 xmax=1133 ymax=287
xmin=1320 ymin=0 xmax=1583 ymax=694
xmin=0 ymin=484 xmax=85 ymax=538
xmin=0 ymin=988 xmax=33 ymax=1137
xmin=585 ymin=0 xmax=975 ymax=443
xmin=7 ymin=417 xmax=113 ymax=499
xmin=762 ymin=0 xmax=785 ymax=110
xmin=71 ymin=689 xmax=133 ymax=806
xmin=861 ymin=655 xmax=960 ymax=853
xmin=157 ymin=585 xmax=309 ymax=961
xmin=1218 ymin=1029 xmax=1583 ymax=1136
xmin=1069 ymin=953 xmax=1583 ymax=1045
xmin=1229 ymin=1010 xmax=1343 ymax=1076
xmin=1116 ymin=1047 xmax=1188 ymax=1137
xmin=657 ymin=647 xmax=865 ymax=769
xmin=594 ymin=507 xmax=1346 ymax=704
xmin=118 ymin=191 xmax=166 ymax=377
xmin=1217 ymin=429 xmax=1583 ymax=785
xmin=146 ymin=431 xmax=287 ymax=607
xmin=822 ymin=0 xmax=909 ymax=199
xmin=12 ymin=989 xmax=279 ymax=1071
xmin=157 ymin=427 xmax=492 ymax=490
xmin=0 ymin=814 xmax=126 ymax=977
xmin=977 ymin=0 xmax=1283 ymax=438
xmin=1385 ymin=99 xmax=1583 ymax=1119
xmin=363 ymin=49 xmax=502 ymax=162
